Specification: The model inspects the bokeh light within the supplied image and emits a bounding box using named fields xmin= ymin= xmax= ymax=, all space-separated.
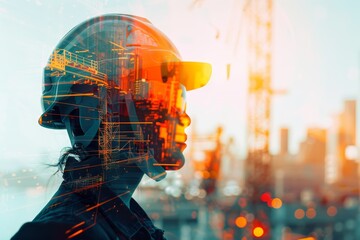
xmin=235 ymin=216 xmax=247 ymax=228
xmin=294 ymin=209 xmax=305 ymax=219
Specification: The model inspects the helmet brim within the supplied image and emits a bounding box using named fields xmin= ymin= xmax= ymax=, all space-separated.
xmin=176 ymin=61 xmax=212 ymax=91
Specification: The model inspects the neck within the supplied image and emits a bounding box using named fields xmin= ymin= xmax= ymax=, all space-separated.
xmin=105 ymin=164 xmax=144 ymax=208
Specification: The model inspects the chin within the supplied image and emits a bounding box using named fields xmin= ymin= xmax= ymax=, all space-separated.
xmin=160 ymin=148 xmax=185 ymax=171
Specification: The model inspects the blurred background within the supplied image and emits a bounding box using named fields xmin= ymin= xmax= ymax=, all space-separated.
xmin=1 ymin=0 xmax=360 ymax=239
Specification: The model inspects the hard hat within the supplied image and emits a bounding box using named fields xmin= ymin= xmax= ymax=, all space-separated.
xmin=39 ymin=14 xmax=211 ymax=171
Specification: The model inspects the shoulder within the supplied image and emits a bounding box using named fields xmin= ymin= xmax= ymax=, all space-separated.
xmin=11 ymin=221 xmax=110 ymax=240
xmin=11 ymin=222 xmax=73 ymax=240
xmin=13 ymin=184 xmax=112 ymax=240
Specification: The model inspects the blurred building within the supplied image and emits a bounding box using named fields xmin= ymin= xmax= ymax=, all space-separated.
xmin=338 ymin=100 xmax=357 ymax=177
xmin=325 ymin=114 xmax=340 ymax=184
xmin=272 ymin=127 xmax=327 ymax=203
xmin=273 ymin=128 xmax=290 ymax=198
xmin=298 ymin=128 xmax=327 ymax=188
xmin=337 ymin=100 xmax=357 ymax=187
xmin=280 ymin=128 xmax=289 ymax=156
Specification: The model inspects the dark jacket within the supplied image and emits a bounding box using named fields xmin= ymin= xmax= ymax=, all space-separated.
xmin=12 ymin=157 xmax=166 ymax=240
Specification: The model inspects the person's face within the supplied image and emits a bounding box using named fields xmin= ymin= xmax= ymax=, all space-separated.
xmin=121 ymin=81 xmax=190 ymax=171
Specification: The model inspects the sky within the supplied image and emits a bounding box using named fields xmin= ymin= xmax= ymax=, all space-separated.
xmin=0 ymin=0 xmax=360 ymax=170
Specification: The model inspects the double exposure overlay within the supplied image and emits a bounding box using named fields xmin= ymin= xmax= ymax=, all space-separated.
xmin=39 ymin=15 xmax=211 ymax=171
xmin=1 ymin=0 xmax=360 ymax=239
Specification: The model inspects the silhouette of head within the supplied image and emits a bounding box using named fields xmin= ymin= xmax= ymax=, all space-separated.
xmin=39 ymin=14 xmax=211 ymax=181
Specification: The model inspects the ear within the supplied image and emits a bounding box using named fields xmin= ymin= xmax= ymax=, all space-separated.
xmin=79 ymin=96 xmax=99 ymax=133
xmin=63 ymin=107 xmax=100 ymax=149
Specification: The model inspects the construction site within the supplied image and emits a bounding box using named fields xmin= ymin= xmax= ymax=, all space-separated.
xmin=1 ymin=0 xmax=360 ymax=239
xmin=138 ymin=1 xmax=360 ymax=239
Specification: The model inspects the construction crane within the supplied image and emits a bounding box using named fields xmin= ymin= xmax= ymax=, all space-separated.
xmin=191 ymin=0 xmax=275 ymax=238
xmin=189 ymin=0 xmax=273 ymax=199
xmin=244 ymin=0 xmax=273 ymax=239
xmin=245 ymin=0 xmax=273 ymax=208
xmin=245 ymin=0 xmax=273 ymax=202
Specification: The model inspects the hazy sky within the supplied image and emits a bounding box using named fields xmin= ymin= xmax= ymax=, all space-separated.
xmin=1 ymin=0 xmax=360 ymax=169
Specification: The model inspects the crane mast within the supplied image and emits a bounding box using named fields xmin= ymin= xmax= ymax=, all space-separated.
xmin=246 ymin=0 xmax=273 ymax=203
xmin=245 ymin=0 xmax=273 ymax=238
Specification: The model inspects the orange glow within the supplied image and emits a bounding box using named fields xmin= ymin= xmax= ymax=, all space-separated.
xmin=299 ymin=238 xmax=316 ymax=240
xmin=294 ymin=209 xmax=305 ymax=219
xmin=306 ymin=208 xmax=316 ymax=219
xmin=235 ymin=216 xmax=247 ymax=228
xmin=42 ymin=93 xmax=95 ymax=99
xmin=327 ymin=206 xmax=337 ymax=217
xmin=202 ymin=171 xmax=211 ymax=179
xmin=271 ymin=198 xmax=282 ymax=209
xmin=253 ymin=227 xmax=264 ymax=238
xmin=153 ymin=163 xmax=181 ymax=167
xmin=38 ymin=116 xmax=43 ymax=125
xmin=68 ymin=229 xmax=84 ymax=239
xmin=222 ymin=230 xmax=234 ymax=240
xmin=69 ymin=221 xmax=85 ymax=231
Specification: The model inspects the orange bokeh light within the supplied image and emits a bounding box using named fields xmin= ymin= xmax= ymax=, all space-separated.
xmin=253 ymin=227 xmax=264 ymax=238
xmin=294 ymin=209 xmax=305 ymax=219
xmin=306 ymin=208 xmax=316 ymax=219
xmin=327 ymin=206 xmax=337 ymax=217
xmin=271 ymin=198 xmax=283 ymax=209
xmin=235 ymin=216 xmax=247 ymax=228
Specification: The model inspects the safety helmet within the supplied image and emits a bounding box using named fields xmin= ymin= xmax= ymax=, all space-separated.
xmin=39 ymin=14 xmax=211 ymax=171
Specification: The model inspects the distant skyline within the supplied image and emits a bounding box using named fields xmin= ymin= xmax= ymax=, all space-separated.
xmin=1 ymin=0 xmax=360 ymax=169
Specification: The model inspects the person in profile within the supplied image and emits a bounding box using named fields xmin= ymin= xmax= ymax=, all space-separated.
xmin=12 ymin=14 xmax=211 ymax=240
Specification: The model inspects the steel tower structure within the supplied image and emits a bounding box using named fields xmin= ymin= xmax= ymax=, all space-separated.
xmin=245 ymin=0 xmax=273 ymax=239
xmin=246 ymin=0 xmax=273 ymax=202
